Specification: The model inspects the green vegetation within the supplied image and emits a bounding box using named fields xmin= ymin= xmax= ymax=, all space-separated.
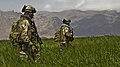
xmin=0 ymin=36 xmax=120 ymax=67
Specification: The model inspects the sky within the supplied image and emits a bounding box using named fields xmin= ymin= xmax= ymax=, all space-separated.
xmin=0 ymin=0 xmax=120 ymax=12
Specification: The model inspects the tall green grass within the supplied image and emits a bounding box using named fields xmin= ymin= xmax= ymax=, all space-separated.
xmin=0 ymin=36 xmax=120 ymax=67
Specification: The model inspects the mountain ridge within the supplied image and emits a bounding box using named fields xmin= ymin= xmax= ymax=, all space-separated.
xmin=0 ymin=9 xmax=120 ymax=39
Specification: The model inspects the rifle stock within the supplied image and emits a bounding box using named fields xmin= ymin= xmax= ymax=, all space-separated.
xmin=37 ymin=35 xmax=43 ymax=45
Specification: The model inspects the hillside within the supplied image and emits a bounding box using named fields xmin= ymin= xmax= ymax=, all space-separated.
xmin=0 ymin=10 xmax=120 ymax=39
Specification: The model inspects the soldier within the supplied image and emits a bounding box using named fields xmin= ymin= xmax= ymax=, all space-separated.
xmin=9 ymin=5 xmax=42 ymax=61
xmin=55 ymin=19 xmax=74 ymax=50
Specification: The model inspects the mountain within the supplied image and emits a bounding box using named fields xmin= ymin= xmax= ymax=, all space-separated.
xmin=0 ymin=10 xmax=21 ymax=39
xmin=0 ymin=10 xmax=120 ymax=39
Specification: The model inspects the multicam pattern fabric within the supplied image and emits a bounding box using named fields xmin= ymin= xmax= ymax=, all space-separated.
xmin=9 ymin=15 xmax=41 ymax=61
xmin=55 ymin=24 xmax=74 ymax=49
xmin=55 ymin=24 xmax=73 ymax=42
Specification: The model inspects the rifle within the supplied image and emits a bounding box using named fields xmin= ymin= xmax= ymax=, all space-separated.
xmin=36 ymin=34 xmax=43 ymax=51
xmin=31 ymin=21 xmax=43 ymax=46
xmin=37 ymin=34 xmax=43 ymax=45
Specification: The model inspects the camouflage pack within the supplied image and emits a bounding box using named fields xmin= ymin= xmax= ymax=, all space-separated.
xmin=54 ymin=29 xmax=61 ymax=42
xmin=9 ymin=18 xmax=23 ymax=43
xmin=54 ymin=26 xmax=74 ymax=42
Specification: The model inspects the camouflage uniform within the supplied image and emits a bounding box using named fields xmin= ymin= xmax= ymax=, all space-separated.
xmin=9 ymin=5 xmax=42 ymax=61
xmin=55 ymin=19 xmax=74 ymax=49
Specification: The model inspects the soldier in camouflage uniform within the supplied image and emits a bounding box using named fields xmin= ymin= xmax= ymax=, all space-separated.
xmin=55 ymin=19 xmax=74 ymax=50
xmin=9 ymin=5 xmax=42 ymax=61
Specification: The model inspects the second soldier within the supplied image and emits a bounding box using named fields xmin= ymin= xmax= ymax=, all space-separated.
xmin=54 ymin=19 xmax=74 ymax=50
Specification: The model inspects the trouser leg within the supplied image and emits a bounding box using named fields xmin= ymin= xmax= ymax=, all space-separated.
xmin=19 ymin=43 xmax=28 ymax=60
xmin=67 ymin=42 xmax=73 ymax=47
xmin=60 ymin=42 xmax=67 ymax=49
xmin=28 ymin=44 xmax=40 ymax=61
xmin=19 ymin=42 xmax=40 ymax=61
xmin=60 ymin=41 xmax=73 ymax=49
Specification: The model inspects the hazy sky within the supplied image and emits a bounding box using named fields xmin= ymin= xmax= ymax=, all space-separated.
xmin=0 ymin=0 xmax=120 ymax=12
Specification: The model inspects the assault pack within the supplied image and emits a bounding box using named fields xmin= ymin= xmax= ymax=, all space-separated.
xmin=9 ymin=18 xmax=23 ymax=44
xmin=54 ymin=25 xmax=74 ymax=42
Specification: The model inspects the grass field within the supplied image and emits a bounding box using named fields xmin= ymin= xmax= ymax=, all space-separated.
xmin=0 ymin=36 xmax=120 ymax=67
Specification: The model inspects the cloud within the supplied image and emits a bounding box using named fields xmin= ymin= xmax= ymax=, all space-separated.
xmin=45 ymin=4 xmax=51 ymax=9
xmin=78 ymin=0 xmax=120 ymax=11
xmin=40 ymin=0 xmax=120 ymax=12
xmin=5 ymin=0 xmax=120 ymax=12
xmin=0 ymin=0 xmax=120 ymax=12
xmin=54 ymin=0 xmax=68 ymax=2
xmin=75 ymin=0 xmax=86 ymax=8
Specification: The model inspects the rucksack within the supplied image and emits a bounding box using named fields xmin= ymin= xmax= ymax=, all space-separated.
xmin=54 ymin=29 xmax=61 ymax=42
xmin=9 ymin=19 xmax=22 ymax=43
xmin=54 ymin=26 xmax=74 ymax=42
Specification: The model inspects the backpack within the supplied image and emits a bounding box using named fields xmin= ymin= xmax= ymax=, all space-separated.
xmin=9 ymin=19 xmax=22 ymax=43
xmin=54 ymin=26 xmax=74 ymax=42
xmin=54 ymin=29 xmax=61 ymax=42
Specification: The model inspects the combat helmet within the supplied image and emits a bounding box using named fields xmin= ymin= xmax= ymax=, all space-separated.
xmin=63 ymin=19 xmax=71 ymax=25
xmin=22 ymin=5 xmax=36 ymax=13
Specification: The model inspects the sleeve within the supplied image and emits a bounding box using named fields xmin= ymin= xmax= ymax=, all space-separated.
xmin=19 ymin=20 xmax=31 ymax=42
